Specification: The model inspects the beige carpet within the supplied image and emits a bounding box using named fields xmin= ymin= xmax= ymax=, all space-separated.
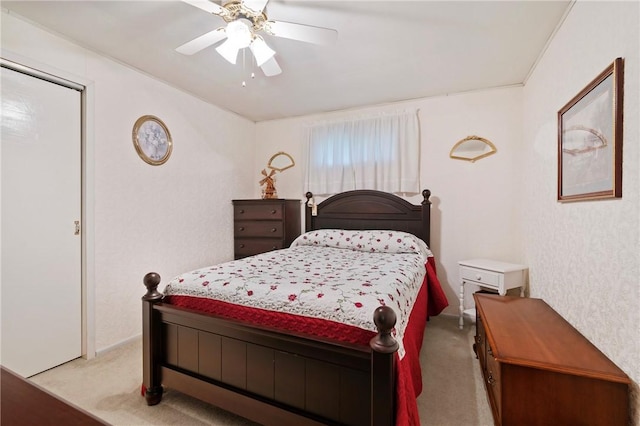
xmin=29 ymin=314 xmax=493 ymax=426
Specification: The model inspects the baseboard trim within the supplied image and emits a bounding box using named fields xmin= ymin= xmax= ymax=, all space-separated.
xmin=95 ymin=334 xmax=141 ymax=357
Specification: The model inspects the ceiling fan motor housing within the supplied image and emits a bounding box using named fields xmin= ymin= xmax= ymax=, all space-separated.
xmin=221 ymin=0 xmax=267 ymax=32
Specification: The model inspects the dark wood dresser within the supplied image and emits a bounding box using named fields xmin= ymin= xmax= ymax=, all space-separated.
xmin=473 ymin=293 xmax=630 ymax=426
xmin=232 ymin=199 xmax=301 ymax=259
xmin=1 ymin=367 xmax=108 ymax=425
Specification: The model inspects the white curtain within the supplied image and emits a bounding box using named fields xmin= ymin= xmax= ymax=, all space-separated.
xmin=305 ymin=110 xmax=420 ymax=195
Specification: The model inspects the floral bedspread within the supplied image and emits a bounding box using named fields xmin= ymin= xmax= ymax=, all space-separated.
xmin=164 ymin=229 xmax=432 ymax=359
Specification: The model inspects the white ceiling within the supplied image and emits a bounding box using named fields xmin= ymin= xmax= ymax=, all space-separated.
xmin=2 ymin=1 xmax=572 ymax=122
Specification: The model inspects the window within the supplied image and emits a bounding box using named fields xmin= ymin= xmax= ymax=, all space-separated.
xmin=305 ymin=110 xmax=420 ymax=195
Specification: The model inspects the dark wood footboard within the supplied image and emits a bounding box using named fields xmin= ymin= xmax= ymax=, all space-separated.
xmin=142 ymin=273 xmax=398 ymax=426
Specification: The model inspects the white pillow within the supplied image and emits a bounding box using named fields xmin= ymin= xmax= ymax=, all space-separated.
xmin=291 ymin=229 xmax=432 ymax=259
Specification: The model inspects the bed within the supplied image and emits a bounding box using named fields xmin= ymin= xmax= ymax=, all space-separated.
xmin=141 ymin=189 xmax=448 ymax=425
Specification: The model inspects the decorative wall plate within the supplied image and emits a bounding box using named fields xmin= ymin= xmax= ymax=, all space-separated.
xmin=267 ymin=151 xmax=295 ymax=172
xmin=449 ymin=135 xmax=497 ymax=163
xmin=132 ymin=115 xmax=172 ymax=165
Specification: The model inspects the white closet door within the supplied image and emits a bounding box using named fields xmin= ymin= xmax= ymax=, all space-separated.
xmin=1 ymin=66 xmax=82 ymax=377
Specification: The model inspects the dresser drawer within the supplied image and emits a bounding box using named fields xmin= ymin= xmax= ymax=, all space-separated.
xmin=235 ymin=221 xmax=283 ymax=238
xmin=234 ymin=203 xmax=283 ymax=220
xmin=232 ymin=199 xmax=301 ymax=260
xmin=485 ymin=343 xmax=502 ymax=422
xmin=460 ymin=266 xmax=500 ymax=287
xmin=476 ymin=317 xmax=486 ymax=370
xmin=235 ymin=239 xmax=283 ymax=258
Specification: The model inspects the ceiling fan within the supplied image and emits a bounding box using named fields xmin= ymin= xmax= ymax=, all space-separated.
xmin=177 ymin=0 xmax=338 ymax=76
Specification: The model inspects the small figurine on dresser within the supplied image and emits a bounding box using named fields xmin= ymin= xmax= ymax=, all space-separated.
xmin=259 ymin=151 xmax=295 ymax=199
xmin=260 ymin=168 xmax=277 ymax=199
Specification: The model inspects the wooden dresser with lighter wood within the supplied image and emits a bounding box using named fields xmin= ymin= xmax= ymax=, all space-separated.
xmin=232 ymin=199 xmax=301 ymax=259
xmin=473 ymin=293 xmax=630 ymax=426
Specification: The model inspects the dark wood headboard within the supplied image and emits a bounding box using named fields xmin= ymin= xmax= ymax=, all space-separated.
xmin=304 ymin=189 xmax=432 ymax=246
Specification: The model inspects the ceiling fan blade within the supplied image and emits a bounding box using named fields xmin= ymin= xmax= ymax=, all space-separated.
xmin=176 ymin=28 xmax=227 ymax=55
xmin=182 ymin=0 xmax=226 ymax=15
xmin=264 ymin=20 xmax=338 ymax=45
xmin=260 ymin=56 xmax=282 ymax=77
xmin=242 ymin=0 xmax=269 ymax=14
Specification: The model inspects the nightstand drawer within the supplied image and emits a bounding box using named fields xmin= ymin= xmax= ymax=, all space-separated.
xmin=234 ymin=203 xmax=283 ymax=220
xmin=460 ymin=266 xmax=500 ymax=287
xmin=235 ymin=221 xmax=283 ymax=238
xmin=235 ymin=239 xmax=283 ymax=258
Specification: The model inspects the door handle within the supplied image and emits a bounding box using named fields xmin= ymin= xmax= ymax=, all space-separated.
xmin=74 ymin=220 xmax=80 ymax=235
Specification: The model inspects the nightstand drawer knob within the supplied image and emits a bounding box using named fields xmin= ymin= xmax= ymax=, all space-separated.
xmin=271 ymin=228 xmax=277 ymax=232
xmin=239 ymin=209 xmax=245 ymax=214
xmin=239 ymin=227 xmax=245 ymax=231
xmin=476 ymin=274 xmax=482 ymax=281
xmin=271 ymin=209 xmax=277 ymax=214
xmin=239 ymin=244 xmax=245 ymax=248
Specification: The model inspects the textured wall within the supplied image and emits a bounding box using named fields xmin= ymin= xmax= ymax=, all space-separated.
xmin=1 ymin=11 xmax=256 ymax=352
xmin=522 ymin=1 xmax=640 ymax=423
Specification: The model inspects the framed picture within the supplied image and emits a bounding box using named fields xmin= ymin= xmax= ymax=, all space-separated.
xmin=558 ymin=57 xmax=624 ymax=202
xmin=132 ymin=115 xmax=173 ymax=166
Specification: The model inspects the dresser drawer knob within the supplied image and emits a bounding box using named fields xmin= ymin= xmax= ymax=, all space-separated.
xmin=271 ymin=228 xmax=277 ymax=232
xmin=239 ymin=209 xmax=245 ymax=214
xmin=487 ymin=372 xmax=496 ymax=386
xmin=239 ymin=227 xmax=245 ymax=231
xmin=239 ymin=244 xmax=245 ymax=248
xmin=476 ymin=274 xmax=482 ymax=281
xmin=271 ymin=209 xmax=277 ymax=214
xmin=272 ymin=246 xmax=277 ymax=250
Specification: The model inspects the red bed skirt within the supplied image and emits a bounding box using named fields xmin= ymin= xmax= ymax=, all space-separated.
xmin=163 ymin=257 xmax=448 ymax=425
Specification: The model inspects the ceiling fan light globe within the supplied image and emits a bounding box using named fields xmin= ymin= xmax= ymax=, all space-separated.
xmin=250 ymin=37 xmax=276 ymax=67
xmin=216 ymin=39 xmax=240 ymax=64
xmin=226 ymin=19 xmax=252 ymax=49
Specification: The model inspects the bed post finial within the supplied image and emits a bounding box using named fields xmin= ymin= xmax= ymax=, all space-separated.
xmin=305 ymin=191 xmax=313 ymax=205
xmin=370 ymin=306 xmax=399 ymax=353
xmin=422 ymin=189 xmax=431 ymax=205
xmin=142 ymin=272 xmax=163 ymax=302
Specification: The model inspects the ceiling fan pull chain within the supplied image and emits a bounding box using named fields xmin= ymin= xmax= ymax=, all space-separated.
xmin=241 ymin=48 xmax=247 ymax=87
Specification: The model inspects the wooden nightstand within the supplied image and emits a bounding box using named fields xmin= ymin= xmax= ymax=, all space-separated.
xmin=458 ymin=259 xmax=527 ymax=329
xmin=232 ymin=199 xmax=301 ymax=259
